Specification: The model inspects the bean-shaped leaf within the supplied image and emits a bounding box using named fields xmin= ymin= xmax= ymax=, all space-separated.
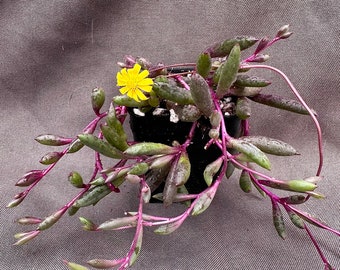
xmin=113 ymin=95 xmax=149 ymax=107
xmin=228 ymin=87 xmax=262 ymax=97
xmin=35 ymin=134 xmax=72 ymax=146
xmin=205 ymin=36 xmax=258 ymax=58
xmin=91 ymin=87 xmax=105 ymax=115
xmin=216 ymin=44 xmax=241 ymax=98
xmin=203 ymin=157 xmax=223 ymax=186
xmin=101 ymin=125 xmax=129 ymax=151
xmin=39 ymin=151 xmax=63 ymax=165
xmin=238 ymin=136 xmax=299 ymax=156
xmin=190 ymin=73 xmax=214 ymax=117
xmin=128 ymin=162 xmax=149 ymax=175
xmin=228 ymin=138 xmax=271 ymax=170
xmin=234 ymin=75 xmax=271 ymax=87
xmin=196 ymin=52 xmax=212 ymax=78
xmin=272 ymin=200 xmax=287 ymax=239
xmin=129 ymin=226 xmax=143 ymax=267
xmin=152 ymin=82 xmax=194 ymax=105
xmin=74 ymin=185 xmax=112 ymax=208
xmin=192 ymin=187 xmax=217 ymax=216
xmin=154 ymin=218 xmax=184 ymax=235
xmin=163 ymin=152 xmax=191 ymax=206
xmin=235 ymin=97 xmax=251 ymax=120
xmin=239 ymin=170 xmax=252 ymax=193
xmin=250 ymin=94 xmax=317 ymax=116
xmin=78 ymin=134 xmax=124 ymax=159
xmin=97 ymin=216 xmax=138 ymax=230
xmin=102 ymin=105 xmax=129 ymax=151
xmin=285 ymin=208 xmax=305 ymax=229
xmin=124 ymin=142 xmax=177 ymax=156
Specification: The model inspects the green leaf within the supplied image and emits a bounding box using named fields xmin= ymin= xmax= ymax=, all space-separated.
xmin=39 ymin=151 xmax=63 ymax=165
xmin=113 ymin=95 xmax=149 ymax=107
xmin=203 ymin=157 xmax=223 ymax=186
xmin=154 ymin=219 xmax=184 ymax=235
xmin=272 ymin=200 xmax=287 ymax=239
xmin=234 ymin=74 xmax=271 ymax=87
xmin=103 ymin=105 xmax=129 ymax=151
xmin=239 ymin=170 xmax=252 ymax=193
xmin=216 ymin=44 xmax=241 ymax=98
xmin=235 ymin=97 xmax=251 ymax=120
xmin=250 ymin=94 xmax=317 ymax=115
xmin=74 ymin=185 xmax=112 ymax=208
xmin=205 ymin=36 xmax=258 ymax=58
xmin=190 ymin=73 xmax=214 ymax=117
xmin=91 ymin=87 xmax=105 ymax=114
xmin=152 ymin=82 xmax=194 ymax=105
xmin=196 ymin=52 xmax=212 ymax=78
xmin=228 ymin=138 xmax=271 ymax=170
xmin=238 ymin=136 xmax=299 ymax=156
xmin=124 ymin=142 xmax=177 ymax=156
xmin=97 ymin=216 xmax=138 ymax=230
xmin=35 ymin=134 xmax=72 ymax=146
xmin=78 ymin=134 xmax=124 ymax=159
xmin=129 ymin=226 xmax=143 ymax=267
xmin=192 ymin=188 xmax=217 ymax=216
xmin=63 ymin=261 xmax=89 ymax=270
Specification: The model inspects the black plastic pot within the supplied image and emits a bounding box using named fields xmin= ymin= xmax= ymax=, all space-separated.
xmin=128 ymin=106 xmax=241 ymax=198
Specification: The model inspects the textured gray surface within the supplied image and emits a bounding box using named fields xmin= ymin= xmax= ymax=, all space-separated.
xmin=1 ymin=1 xmax=339 ymax=269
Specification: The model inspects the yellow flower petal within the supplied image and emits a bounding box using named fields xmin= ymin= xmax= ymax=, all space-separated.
xmin=137 ymin=69 xmax=149 ymax=81
xmin=116 ymin=63 xmax=153 ymax=102
xmin=136 ymin=89 xmax=148 ymax=101
xmin=119 ymin=86 xmax=130 ymax=94
xmin=138 ymin=85 xmax=152 ymax=92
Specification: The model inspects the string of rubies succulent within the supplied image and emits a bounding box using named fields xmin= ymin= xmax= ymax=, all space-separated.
xmin=8 ymin=25 xmax=339 ymax=270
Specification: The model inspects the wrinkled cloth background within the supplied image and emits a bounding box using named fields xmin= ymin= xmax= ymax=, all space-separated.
xmin=1 ymin=1 xmax=339 ymax=269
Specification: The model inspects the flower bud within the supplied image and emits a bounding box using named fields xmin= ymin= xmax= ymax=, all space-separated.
xmin=68 ymin=171 xmax=84 ymax=188
xmin=63 ymin=261 xmax=89 ymax=270
xmin=250 ymin=54 xmax=270 ymax=62
xmin=17 ymin=216 xmax=42 ymax=225
xmin=13 ymin=230 xmax=40 ymax=246
xmin=79 ymin=217 xmax=97 ymax=231
xmin=208 ymin=128 xmax=220 ymax=140
xmin=37 ymin=209 xmax=66 ymax=231
xmin=39 ymin=151 xmax=63 ymax=165
xmin=91 ymin=87 xmax=105 ymax=115
xmin=7 ymin=196 xmax=25 ymax=208
xmin=15 ymin=170 xmax=44 ymax=187
xmin=254 ymin=36 xmax=270 ymax=54
xmin=35 ymin=134 xmax=72 ymax=146
xmin=87 ymin=259 xmax=123 ymax=269
xmin=142 ymin=184 xmax=151 ymax=203
xmin=276 ymin=24 xmax=290 ymax=37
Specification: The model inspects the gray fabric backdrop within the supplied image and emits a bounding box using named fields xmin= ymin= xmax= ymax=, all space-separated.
xmin=1 ymin=1 xmax=339 ymax=269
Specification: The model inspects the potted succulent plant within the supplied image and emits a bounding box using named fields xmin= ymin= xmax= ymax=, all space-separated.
xmin=7 ymin=25 xmax=340 ymax=270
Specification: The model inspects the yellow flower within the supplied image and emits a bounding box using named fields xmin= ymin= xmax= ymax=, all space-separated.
xmin=116 ymin=63 xmax=153 ymax=102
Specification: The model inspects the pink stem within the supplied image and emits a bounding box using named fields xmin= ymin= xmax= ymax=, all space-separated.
xmin=242 ymin=64 xmax=323 ymax=176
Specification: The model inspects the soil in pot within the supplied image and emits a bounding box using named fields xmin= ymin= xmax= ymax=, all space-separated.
xmin=128 ymin=100 xmax=241 ymax=200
